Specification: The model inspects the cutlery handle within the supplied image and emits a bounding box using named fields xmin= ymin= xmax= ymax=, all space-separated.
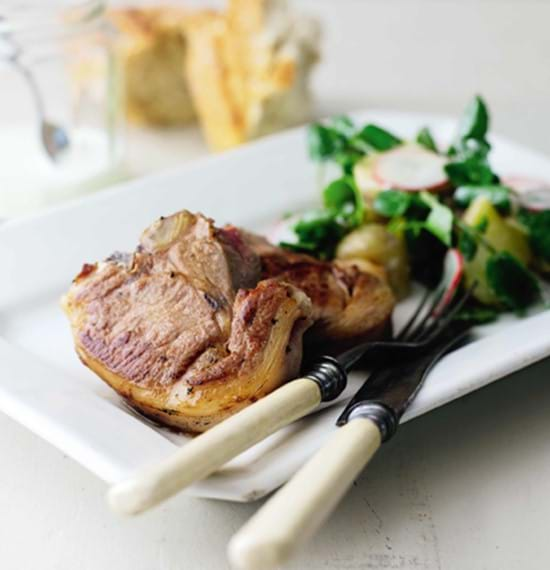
xmin=228 ymin=418 xmax=381 ymax=570
xmin=107 ymin=378 xmax=322 ymax=515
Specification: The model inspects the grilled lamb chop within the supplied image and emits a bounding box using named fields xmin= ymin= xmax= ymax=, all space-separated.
xmin=63 ymin=211 xmax=394 ymax=433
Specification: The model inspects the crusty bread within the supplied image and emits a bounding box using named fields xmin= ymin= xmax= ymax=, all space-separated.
xmin=110 ymin=6 xmax=199 ymax=126
xmin=110 ymin=1 xmax=320 ymax=148
xmin=184 ymin=0 xmax=320 ymax=150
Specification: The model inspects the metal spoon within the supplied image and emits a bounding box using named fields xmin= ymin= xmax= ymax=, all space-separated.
xmin=2 ymin=28 xmax=70 ymax=162
xmin=11 ymin=55 xmax=70 ymax=162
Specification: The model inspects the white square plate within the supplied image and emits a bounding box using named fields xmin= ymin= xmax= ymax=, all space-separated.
xmin=1 ymin=110 xmax=550 ymax=502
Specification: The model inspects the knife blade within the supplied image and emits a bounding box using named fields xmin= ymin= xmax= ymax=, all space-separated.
xmin=336 ymin=320 xmax=473 ymax=439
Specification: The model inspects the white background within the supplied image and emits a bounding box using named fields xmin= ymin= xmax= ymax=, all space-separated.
xmin=2 ymin=1 xmax=550 ymax=569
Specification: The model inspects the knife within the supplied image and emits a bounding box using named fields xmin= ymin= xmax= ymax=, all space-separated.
xmin=227 ymin=322 xmax=472 ymax=570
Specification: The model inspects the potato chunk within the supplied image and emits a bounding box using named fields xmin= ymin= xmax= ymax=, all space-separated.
xmin=463 ymin=196 xmax=532 ymax=305
xmin=336 ymin=224 xmax=410 ymax=298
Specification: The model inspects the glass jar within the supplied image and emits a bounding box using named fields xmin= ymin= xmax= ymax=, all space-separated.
xmin=0 ymin=0 xmax=124 ymax=217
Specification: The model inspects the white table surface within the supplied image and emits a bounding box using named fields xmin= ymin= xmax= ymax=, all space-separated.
xmin=2 ymin=1 xmax=550 ymax=569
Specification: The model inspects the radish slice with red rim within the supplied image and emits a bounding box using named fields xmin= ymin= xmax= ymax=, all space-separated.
xmin=372 ymin=144 xmax=449 ymax=192
xmin=499 ymin=176 xmax=550 ymax=212
xmin=501 ymin=175 xmax=550 ymax=194
xmin=433 ymin=248 xmax=464 ymax=316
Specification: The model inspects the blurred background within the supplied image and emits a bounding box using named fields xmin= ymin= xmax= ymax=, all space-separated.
xmin=1 ymin=0 xmax=549 ymax=218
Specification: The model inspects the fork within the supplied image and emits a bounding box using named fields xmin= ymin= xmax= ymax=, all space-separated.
xmin=108 ymin=280 xmax=469 ymax=516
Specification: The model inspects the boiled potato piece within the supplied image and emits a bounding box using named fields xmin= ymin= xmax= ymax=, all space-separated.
xmin=335 ymin=257 xmax=387 ymax=284
xmin=336 ymin=224 xmax=410 ymax=298
xmin=463 ymin=196 xmax=532 ymax=305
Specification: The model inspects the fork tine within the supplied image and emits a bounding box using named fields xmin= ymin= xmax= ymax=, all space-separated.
xmin=400 ymin=285 xmax=447 ymax=342
xmin=395 ymin=288 xmax=432 ymax=341
xmin=416 ymin=284 xmax=475 ymax=343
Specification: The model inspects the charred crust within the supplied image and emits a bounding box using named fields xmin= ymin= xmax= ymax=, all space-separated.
xmin=75 ymin=263 xmax=97 ymax=282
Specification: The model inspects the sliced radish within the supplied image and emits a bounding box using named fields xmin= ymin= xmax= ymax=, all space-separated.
xmin=501 ymin=175 xmax=550 ymax=194
xmin=372 ymin=143 xmax=449 ymax=192
xmin=518 ymin=188 xmax=550 ymax=212
xmin=500 ymin=176 xmax=550 ymax=212
xmin=433 ymin=248 xmax=464 ymax=316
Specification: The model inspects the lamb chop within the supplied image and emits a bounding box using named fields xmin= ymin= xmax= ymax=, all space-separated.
xmin=62 ymin=211 xmax=394 ymax=433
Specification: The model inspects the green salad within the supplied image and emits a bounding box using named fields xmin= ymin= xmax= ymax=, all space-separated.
xmin=279 ymin=96 xmax=550 ymax=322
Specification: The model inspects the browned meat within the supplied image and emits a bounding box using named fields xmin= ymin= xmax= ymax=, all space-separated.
xmin=63 ymin=210 xmax=394 ymax=433
xmin=237 ymin=230 xmax=395 ymax=352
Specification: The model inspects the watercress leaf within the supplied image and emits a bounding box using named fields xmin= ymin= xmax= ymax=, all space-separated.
xmin=517 ymin=209 xmax=550 ymax=262
xmin=323 ymin=177 xmax=364 ymax=226
xmin=476 ymin=216 xmax=489 ymax=233
xmin=333 ymin=150 xmax=364 ymax=175
xmin=279 ymin=241 xmax=317 ymax=253
xmin=329 ymin=115 xmax=356 ymax=137
xmin=404 ymin=227 xmax=448 ymax=288
xmin=356 ymin=124 xmax=402 ymax=151
xmin=458 ymin=95 xmax=490 ymax=142
xmin=373 ymin=190 xmax=412 ymax=218
xmin=289 ymin=209 xmax=347 ymax=260
xmin=445 ymin=157 xmax=495 ymax=187
xmin=419 ymin=192 xmax=454 ymax=246
xmin=454 ymin=305 xmax=499 ymax=324
xmin=416 ymin=127 xmax=438 ymax=153
xmin=486 ymin=251 xmax=540 ymax=310
xmin=307 ymin=123 xmax=346 ymax=161
xmin=458 ymin=228 xmax=478 ymax=261
xmin=446 ymin=97 xmax=498 ymax=185
xmin=453 ymin=185 xmax=511 ymax=213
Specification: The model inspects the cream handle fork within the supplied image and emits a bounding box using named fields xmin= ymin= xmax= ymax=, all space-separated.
xmin=228 ymin=417 xmax=382 ymax=570
xmin=108 ymin=378 xmax=322 ymax=515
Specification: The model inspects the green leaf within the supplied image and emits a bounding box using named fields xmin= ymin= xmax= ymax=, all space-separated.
xmin=419 ymin=192 xmax=454 ymax=246
xmin=416 ymin=127 xmax=438 ymax=152
xmin=307 ymin=123 xmax=346 ymax=161
xmin=458 ymin=228 xmax=478 ymax=261
xmin=445 ymin=157 xmax=495 ymax=187
xmin=279 ymin=241 xmax=317 ymax=254
xmin=486 ymin=251 xmax=540 ymax=310
xmin=446 ymin=97 xmax=497 ymax=187
xmin=517 ymin=209 xmax=550 ymax=262
xmin=373 ymin=190 xmax=412 ymax=218
xmin=454 ymin=306 xmax=499 ymax=324
xmin=458 ymin=95 xmax=490 ymax=142
xmin=476 ymin=216 xmax=489 ymax=233
xmin=278 ymin=241 xmax=317 ymax=255
xmin=453 ymin=185 xmax=511 ymax=213
xmin=323 ymin=176 xmax=365 ymax=227
xmin=290 ymin=210 xmax=347 ymax=260
xmin=356 ymin=124 xmax=402 ymax=151
xmin=329 ymin=115 xmax=356 ymax=137
xmin=333 ymin=150 xmax=364 ymax=175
